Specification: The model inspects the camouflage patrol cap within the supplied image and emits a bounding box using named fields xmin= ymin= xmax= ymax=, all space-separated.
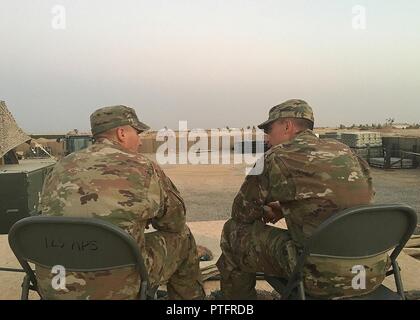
xmin=90 ymin=105 xmax=150 ymax=135
xmin=258 ymin=99 xmax=314 ymax=129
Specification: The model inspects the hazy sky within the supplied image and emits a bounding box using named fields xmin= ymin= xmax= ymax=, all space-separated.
xmin=1 ymin=0 xmax=419 ymax=133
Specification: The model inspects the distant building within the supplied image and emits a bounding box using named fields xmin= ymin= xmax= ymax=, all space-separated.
xmin=392 ymin=123 xmax=411 ymax=129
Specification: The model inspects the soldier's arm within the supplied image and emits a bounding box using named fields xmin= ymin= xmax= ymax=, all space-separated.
xmin=231 ymin=154 xmax=294 ymax=224
xmin=231 ymin=175 xmax=268 ymax=223
xmin=231 ymin=157 xmax=270 ymax=224
xmin=266 ymin=155 xmax=295 ymax=215
xmin=137 ymin=169 xmax=164 ymax=220
xmin=352 ymin=151 xmax=375 ymax=197
xmin=40 ymin=166 xmax=58 ymax=215
xmin=150 ymin=165 xmax=187 ymax=233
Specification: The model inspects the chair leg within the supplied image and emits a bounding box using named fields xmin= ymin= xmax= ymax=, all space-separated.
xmin=392 ymin=260 xmax=405 ymax=300
xmin=146 ymin=284 xmax=158 ymax=300
xmin=137 ymin=280 xmax=149 ymax=300
xmin=298 ymin=281 xmax=306 ymax=300
xmin=21 ymin=275 xmax=30 ymax=300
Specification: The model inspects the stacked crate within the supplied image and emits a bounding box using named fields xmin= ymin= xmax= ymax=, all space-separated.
xmin=341 ymin=132 xmax=382 ymax=148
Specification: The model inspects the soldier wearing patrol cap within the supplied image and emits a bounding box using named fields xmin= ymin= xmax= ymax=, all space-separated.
xmin=90 ymin=105 xmax=150 ymax=136
xmin=217 ymin=99 xmax=389 ymax=299
xmin=38 ymin=105 xmax=205 ymax=300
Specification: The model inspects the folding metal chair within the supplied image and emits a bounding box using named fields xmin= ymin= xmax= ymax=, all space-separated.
xmin=265 ymin=204 xmax=418 ymax=300
xmin=8 ymin=216 xmax=149 ymax=300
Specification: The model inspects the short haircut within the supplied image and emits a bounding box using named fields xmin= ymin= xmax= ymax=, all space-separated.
xmin=93 ymin=125 xmax=138 ymax=141
xmin=278 ymin=118 xmax=314 ymax=130
xmin=292 ymin=118 xmax=314 ymax=130
xmin=93 ymin=127 xmax=117 ymax=140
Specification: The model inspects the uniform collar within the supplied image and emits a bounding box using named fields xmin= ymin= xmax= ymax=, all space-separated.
xmin=287 ymin=129 xmax=318 ymax=145
xmin=294 ymin=129 xmax=316 ymax=140
xmin=271 ymin=129 xmax=316 ymax=149
xmin=94 ymin=137 xmax=119 ymax=146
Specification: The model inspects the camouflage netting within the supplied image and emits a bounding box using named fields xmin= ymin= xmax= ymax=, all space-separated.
xmin=0 ymin=100 xmax=31 ymax=158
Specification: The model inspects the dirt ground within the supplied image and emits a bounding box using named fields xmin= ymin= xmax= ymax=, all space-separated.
xmin=156 ymin=156 xmax=420 ymax=225
xmin=372 ymin=168 xmax=420 ymax=220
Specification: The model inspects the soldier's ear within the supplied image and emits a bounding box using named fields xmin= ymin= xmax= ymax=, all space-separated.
xmin=116 ymin=127 xmax=126 ymax=142
xmin=284 ymin=119 xmax=291 ymax=131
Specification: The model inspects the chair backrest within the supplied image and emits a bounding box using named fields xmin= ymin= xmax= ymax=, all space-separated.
xmin=304 ymin=204 xmax=418 ymax=259
xmin=8 ymin=216 xmax=148 ymax=298
xmin=280 ymin=204 xmax=417 ymax=300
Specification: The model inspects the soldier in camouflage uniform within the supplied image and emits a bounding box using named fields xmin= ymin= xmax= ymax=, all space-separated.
xmin=37 ymin=105 xmax=205 ymax=300
xmin=216 ymin=99 xmax=390 ymax=299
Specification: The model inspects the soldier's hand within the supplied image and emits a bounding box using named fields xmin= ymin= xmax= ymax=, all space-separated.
xmin=262 ymin=201 xmax=284 ymax=224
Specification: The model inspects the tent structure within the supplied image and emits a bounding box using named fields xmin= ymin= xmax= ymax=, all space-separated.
xmin=0 ymin=101 xmax=31 ymax=159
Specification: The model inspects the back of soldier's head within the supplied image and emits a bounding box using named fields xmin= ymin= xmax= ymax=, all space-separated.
xmin=90 ymin=105 xmax=150 ymax=138
xmin=258 ymin=99 xmax=315 ymax=131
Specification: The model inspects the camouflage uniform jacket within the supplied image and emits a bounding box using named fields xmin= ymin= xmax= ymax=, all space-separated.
xmin=231 ymin=130 xmax=390 ymax=298
xmin=38 ymin=138 xmax=188 ymax=298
